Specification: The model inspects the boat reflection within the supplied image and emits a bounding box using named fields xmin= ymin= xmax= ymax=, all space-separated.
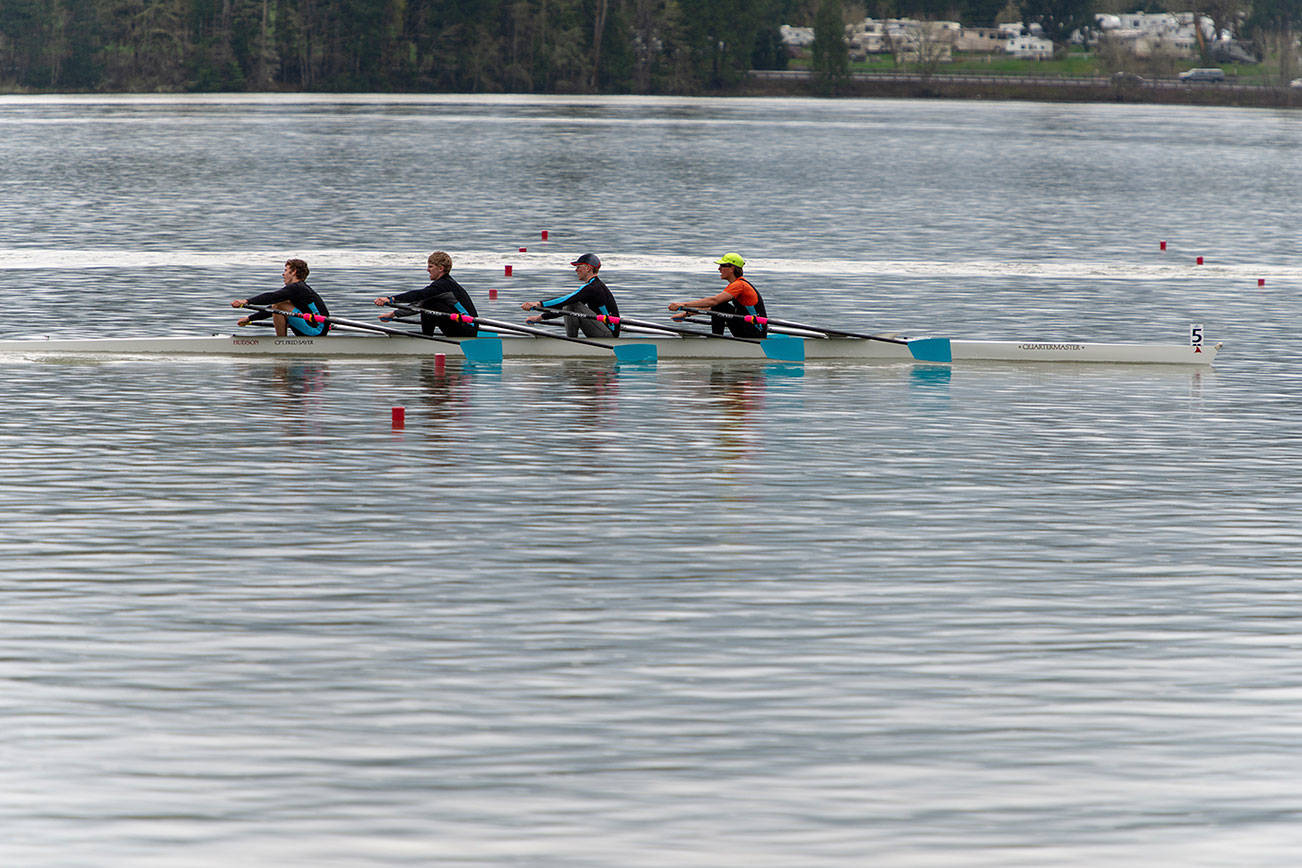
xmin=401 ymin=358 xmax=488 ymax=456
xmin=554 ymin=362 xmax=626 ymax=466
xmin=269 ymin=361 xmax=328 ymax=401
xmin=706 ymin=362 xmax=804 ymax=473
xmin=416 ymin=358 xmax=471 ymax=419
xmin=558 ymin=360 xmax=623 ymax=417
xmin=489 ymin=361 xmax=642 ymax=486
xmin=908 ymin=364 xmax=952 ymax=407
xmin=266 ymin=362 xmax=328 ymax=440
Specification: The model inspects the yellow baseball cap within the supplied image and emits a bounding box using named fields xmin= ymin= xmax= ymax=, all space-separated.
xmin=714 ymin=253 xmax=745 ymax=268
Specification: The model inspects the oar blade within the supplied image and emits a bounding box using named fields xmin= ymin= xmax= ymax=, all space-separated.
xmin=760 ymin=334 xmax=805 ymax=363
xmin=907 ymin=337 xmax=952 ymax=363
xmin=460 ymin=337 xmax=503 ymax=364
xmin=613 ymin=343 xmax=658 ymax=364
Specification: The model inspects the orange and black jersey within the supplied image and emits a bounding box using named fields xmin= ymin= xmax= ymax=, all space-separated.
xmin=713 ymin=278 xmax=767 ymax=338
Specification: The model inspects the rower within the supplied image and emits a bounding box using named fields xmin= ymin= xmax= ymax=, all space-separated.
xmin=231 ymin=259 xmax=330 ymax=337
xmin=373 ymin=251 xmax=479 ymax=337
xmin=520 ymin=252 xmax=621 ymax=338
xmin=668 ymin=253 xmax=767 ymax=339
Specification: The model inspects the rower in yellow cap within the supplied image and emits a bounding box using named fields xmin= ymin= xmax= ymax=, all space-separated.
xmin=668 ymin=253 xmax=768 ymax=338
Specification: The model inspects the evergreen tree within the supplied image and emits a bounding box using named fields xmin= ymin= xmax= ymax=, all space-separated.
xmin=0 ymin=0 xmax=788 ymax=93
xmin=1246 ymin=0 xmax=1302 ymax=83
xmin=959 ymin=0 xmax=1006 ymax=28
xmin=810 ymin=0 xmax=847 ymax=94
xmin=1018 ymin=0 xmax=1093 ymax=48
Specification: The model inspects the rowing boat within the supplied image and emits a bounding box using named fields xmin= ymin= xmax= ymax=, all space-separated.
xmin=0 ymin=331 xmax=1220 ymax=365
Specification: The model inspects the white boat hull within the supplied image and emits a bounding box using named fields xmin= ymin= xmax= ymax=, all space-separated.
xmin=0 ymin=332 xmax=1219 ymax=366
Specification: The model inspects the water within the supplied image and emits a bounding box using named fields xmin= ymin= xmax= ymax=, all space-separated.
xmin=2 ymin=94 xmax=1302 ymax=865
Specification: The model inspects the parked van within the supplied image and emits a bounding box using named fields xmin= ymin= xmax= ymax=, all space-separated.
xmin=1179 ymin=68 xmax=1226 ymax=82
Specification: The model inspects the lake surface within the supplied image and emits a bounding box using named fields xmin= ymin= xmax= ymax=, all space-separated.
xmin=2 ymin=94 xmax=1302 ymax=866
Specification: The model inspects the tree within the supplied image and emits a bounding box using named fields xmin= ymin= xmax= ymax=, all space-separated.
xmin=896 ymin=19 xmax=956 ymax=77
xmin=0 ymin=0 xmax=794 ymax=94
xmin=1245 ymin=0 xmax=1302 ymax=83
xmin=0 ymin=0 xmax=58 ymax=86
xmin=95 ymin=0 xmax=190 ymax=89
xmin=670 ymin=0 xmax=781 ymax=89
xmin=810 ymin=0 xmax=847 ymax=94
xmin=960 ymin=0 xmax=1007 ymax=28
xmin=1018 ymin=0 xmax=1093 ymax=48
xmin=751 ymin=25 xmax=787 ymax=70
xmin=628 ymin=0 xmax=668 ymax=90
xmin=1195 ymin=0 xmax=1241 ymax=63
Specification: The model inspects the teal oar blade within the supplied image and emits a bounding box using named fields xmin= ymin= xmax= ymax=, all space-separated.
xmin=460 ymin=337 xmax=503 ymax=364
xmin=760 ymin=334 xmax=804 ymax=363
xmin=907 ymin=337 xmax=951 ymax=363
xmin=612 ymin=343 xmax=657 ymax=364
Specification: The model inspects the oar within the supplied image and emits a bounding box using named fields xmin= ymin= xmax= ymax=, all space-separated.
xmin=532 ymin=308 xmax=679 ymax=336
xmin=238 ymin=304 xmax=504 ymax=363
xmin=678 ymin=307 xmax=950 ymax=363
xmin=384 ymin=303 xmax=657 ymax=364
xmin=541 ymin=307 xmax=804 ymax=363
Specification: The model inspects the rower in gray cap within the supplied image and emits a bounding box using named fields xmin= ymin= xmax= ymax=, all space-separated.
xmin=521 ymin=252 xmax=621 ymax=338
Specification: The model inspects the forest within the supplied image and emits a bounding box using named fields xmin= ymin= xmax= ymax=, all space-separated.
xmin=0 ymin=0 xmax=777 ymax=92
xmin=1 ymin=0 xmax=1024 ymax=93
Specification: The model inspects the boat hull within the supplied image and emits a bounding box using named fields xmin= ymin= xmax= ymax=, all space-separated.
xmin=0 ymin=332 xmax=1219 ymax=365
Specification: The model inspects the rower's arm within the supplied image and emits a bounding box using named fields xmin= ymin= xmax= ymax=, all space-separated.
xmin=669 ymin=290 xmax=734 ymax=311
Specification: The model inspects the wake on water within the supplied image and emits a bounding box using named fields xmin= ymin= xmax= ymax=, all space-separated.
xmin=2 ymin=248 xmax=1297 ymax=283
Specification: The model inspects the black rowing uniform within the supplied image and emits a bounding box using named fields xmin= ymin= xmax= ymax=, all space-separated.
xmin=391 ymin=275 xmax=479 ymax=337
xmin=539 ymin=276 xmax=621 ymax=338
xmin=245 ymin=281 xmax=330 ymax=336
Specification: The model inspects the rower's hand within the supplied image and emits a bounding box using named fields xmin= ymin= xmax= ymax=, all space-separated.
xmin=378 ymin=312 xmax=395 ymax=322
xmin=374 ymin=296 xmax=389 ymax=306
xmin=525 ymin=315 xmax=542 ymax=323
xmin=670 ymin=312 xmax=687 ymax=321
xmin=667 ymin=302 xmax=681 ymax=311
xmin=236 ymin=317 xmax=251 ymax=327
xmin=521 ymin=301 xmax=539 ymax=311
xmin=231 ymin=299 xmax=247 ymax=309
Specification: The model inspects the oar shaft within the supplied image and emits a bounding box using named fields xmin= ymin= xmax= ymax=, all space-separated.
xmin=535 ymin=307 xmax=693 ymax=339
xmin=769 ymin=317 xmax=907 ymax=345
xmin=624 ymin=315 xmax=763 ymax=344
xmin=536 ymin=305 xmax=771 ymax=346
xmin=388 ymin=303 xmax=788 ymax=362
xmin=479 ymin=315 xmax=631 ymax=350
xmin=630 ymin=311 xmax=803 ymax=360
xmin=678 ymin=306 xmax=907 ymax=346
xmin=241 ymin=303 xmax=462 ymax=345
xmin=385 ymin=303 xmax=619 ymax=351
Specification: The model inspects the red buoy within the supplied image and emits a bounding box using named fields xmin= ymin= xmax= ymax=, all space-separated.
xmin=505 ymin=265 xmax=513 ymax=277
xmin=391 ymin=407 xmax=405 ymax=428
xmin=541 ymin=230 xmax=549 ymax=241
xmin=1196 ymin=256 xmax=1204 ymax=265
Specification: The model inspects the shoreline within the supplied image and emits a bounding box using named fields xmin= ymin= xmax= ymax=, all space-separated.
xmin=737 ymin=70 xmax=1302 ymax=109
xmin=4 ymin=75 xmax=1300 ymax=110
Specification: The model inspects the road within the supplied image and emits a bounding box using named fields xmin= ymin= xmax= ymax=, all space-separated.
xmin=748 ymin=68 xmax=1292 ymax=94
